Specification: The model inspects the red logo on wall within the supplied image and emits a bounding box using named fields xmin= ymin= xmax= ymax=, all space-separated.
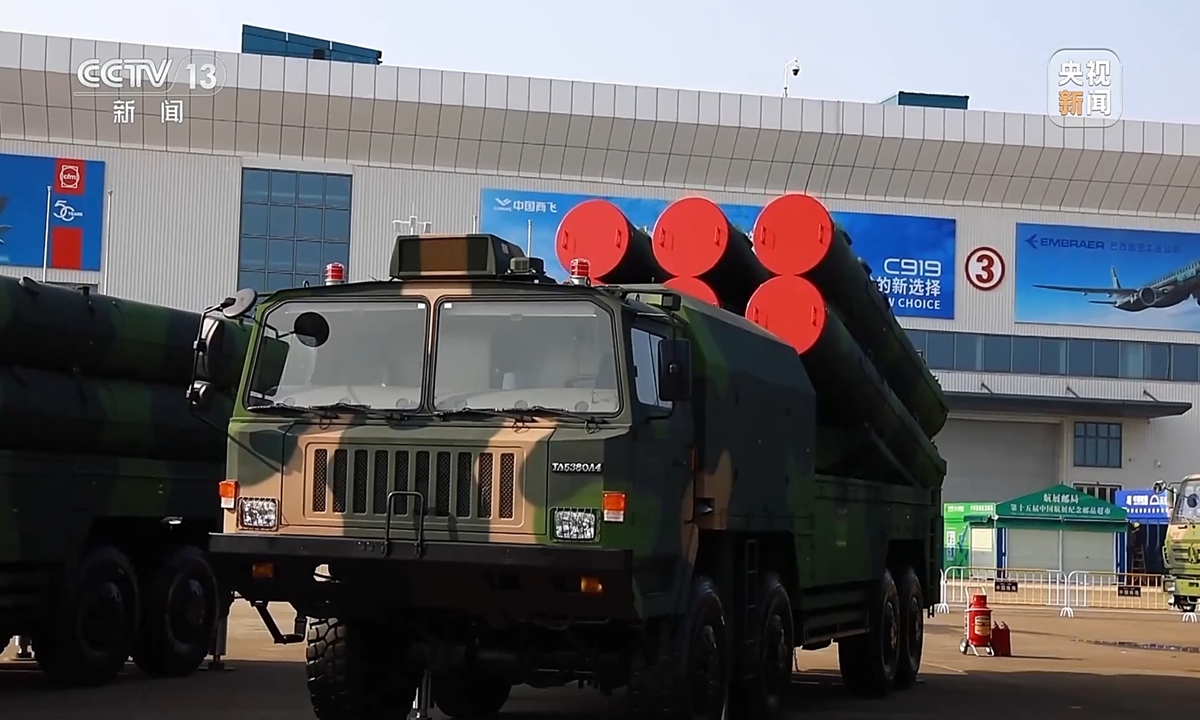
xmin=54 ymin=159 xmax=86 ymax=195
xmin=965 ymin=246 xmax=1006 ymax=291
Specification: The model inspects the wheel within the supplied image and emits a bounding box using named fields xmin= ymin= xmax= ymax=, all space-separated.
xmin=837 ymin=570 xmax=901 ymax=697
xmin=628 ymin=575 xmax=729 ymax=720
xmin=34 ymin=545 xmax=140 ymax=686
xmin=731 ymin=572 xmax=794 ymax=719
xmin=306 ymin=618 xmax=421 ymax=720
xmin=131 ymin=545 xmax=220 ymax=678
xmin=433 ymin=670 xmax=512 ymax=718
xmin=893 ymin=566 xmax=924 ymax=690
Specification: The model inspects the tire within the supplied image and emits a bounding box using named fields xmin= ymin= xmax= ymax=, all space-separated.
xmin=731 ymin=572 xmax=794 ymax=719
xmin=131 ymin=545 xmax=220 ymax=678
xmin=675 ymin=576 xmax=731 ymax=720
xmin=893 ymin=566 xmax=924 ymax=690
xmin=35 ymin=544 xmax=141 ymax=687
xmin=837 ymin=569 xmax=901 ymax=698
xmin=433 ymin=670 xmax=513 ymax=718
xmin=306 ymin=617 xmax=420 ymax=720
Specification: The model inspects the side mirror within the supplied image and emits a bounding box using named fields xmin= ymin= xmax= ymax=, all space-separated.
xmin=657 ymin=338 xmax=693 ymax=402
xmin=1153 ymin=480 xmax=1166 ymax=493
xmin=220 ymin=288 xmax=259 ymax=320
xmin=188 ymin=380 xmax=216 ymax=412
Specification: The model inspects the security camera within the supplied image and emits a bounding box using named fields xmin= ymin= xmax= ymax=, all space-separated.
xmin=786 ymin=58 xmax=801 ymax=76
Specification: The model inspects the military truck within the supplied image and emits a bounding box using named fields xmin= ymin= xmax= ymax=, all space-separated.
xmin=1155 ymin=476 xmax=1200 ymax=614
xmin=204 ymin=210 xmax=946 ymax=718
xmin=0 ymin=276 xmax=249 ymax=686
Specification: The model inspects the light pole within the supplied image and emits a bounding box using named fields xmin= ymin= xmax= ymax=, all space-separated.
xmin=783 ymin=57 xmax=801 ymax=98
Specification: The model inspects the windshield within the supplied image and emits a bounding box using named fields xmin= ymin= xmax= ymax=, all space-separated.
xmin=248 ymin=299 xmax=428 ymax=410
xmin=432 ymin=299 xmax=619 ymax=414
xmin=1173 ymin=480 xmax=1200 ymax=523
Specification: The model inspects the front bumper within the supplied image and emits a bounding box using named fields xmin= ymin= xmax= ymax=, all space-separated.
xmin=209 ymin=532 xmax=640 ymax=620
xmin=1165 ymin=575 xmax=1200 ymax=598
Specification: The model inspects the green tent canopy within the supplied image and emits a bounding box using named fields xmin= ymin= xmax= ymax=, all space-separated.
xmin=995 ymin=484 xmax=1127 ymax=530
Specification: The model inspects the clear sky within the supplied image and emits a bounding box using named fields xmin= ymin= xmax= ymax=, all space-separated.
xmin=5 ymin=0 xmax=1194 ymax=124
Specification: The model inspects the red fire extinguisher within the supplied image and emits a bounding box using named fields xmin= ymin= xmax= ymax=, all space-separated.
xmin=959 ymin=593 xmax=995 ymax=656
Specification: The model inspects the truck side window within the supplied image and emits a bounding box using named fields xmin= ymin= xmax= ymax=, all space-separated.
xmin=631 ymin=328 xmax=672 ymax=411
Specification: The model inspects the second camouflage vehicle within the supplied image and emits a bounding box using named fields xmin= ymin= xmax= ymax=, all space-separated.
xmin=202 ymin=200 xmax=946 ymax=719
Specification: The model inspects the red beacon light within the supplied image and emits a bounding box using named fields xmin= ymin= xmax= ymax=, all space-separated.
xmin=566 ymin=258 xmax=592 ymax=286
xmin=324 ymin=262 xmax=346 ymax=286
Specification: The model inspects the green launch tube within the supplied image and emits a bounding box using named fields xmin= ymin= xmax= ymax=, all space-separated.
xmin=752 ymin=194 xmax=949 ymax=438
xmin=0 ymin=276 xmax=247 ymax=392
xmin=746 ymin=275 xmax=945 ymax=489
xmin=0 ymin=365 xmax=232 ymax=461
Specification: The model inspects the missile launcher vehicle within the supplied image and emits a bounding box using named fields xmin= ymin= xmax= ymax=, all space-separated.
xmin=0 ymin=276 xmax=250 ymax=687
xmin=207 ymin=193 xmax=946 ymax=720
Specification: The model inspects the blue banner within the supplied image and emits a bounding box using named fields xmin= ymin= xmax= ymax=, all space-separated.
xmin=479 ymin=189 xmax=956 ymax=319
xmin=0 ymin=152 xmax=107 ymax=271
xmin=1115 ymin=489 xmax=1170 ymax=523
xmin=1015 ymin=223 xmax=1200 ymax=331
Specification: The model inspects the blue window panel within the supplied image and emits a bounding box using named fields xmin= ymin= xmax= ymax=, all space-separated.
xmin=241 ymin=203 xmax=269 ymax=237
xmin=297 ymin=273 xmax=321 ymax=288
xmin=239 ymin=270 xmax=266 ymax=292
xmin=297 ymin=173 xmax=325 ymax=206
xmin=268 ymin=239 xmax=294 ymax=272
xmin=269 ymin=205 xmax=296 ymax=238
xmin=270 ymin=171 xmax=297 ymax=204
xmin=325 ymin=175 xmax=352 ymax=209
xmin=1172 ymin=344 xmax=1199 ymax=382
xmin=242 ymin=169 xmax=270 ymax=204
xmin=266 ymin=272 xmax=295 ymax=292
xmin=322 ymin=242 xmax=350 ymax=269
xmin=296 ymin=207 xmax=323 ymax=239
xmin=240 ymin=236 xmax=267 ymax=271
xmin=294 ymin=240 xmax=323 ymax=274
xmin=324 ymin=208 xmax=350 ymax=241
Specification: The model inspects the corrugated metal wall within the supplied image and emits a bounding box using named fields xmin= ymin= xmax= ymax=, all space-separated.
xmin=0 ymin=139 xmax=241 ymax=311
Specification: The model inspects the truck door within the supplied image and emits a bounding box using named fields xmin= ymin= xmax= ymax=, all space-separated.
xmin=629 ymin=322 xmax=695 ymax=604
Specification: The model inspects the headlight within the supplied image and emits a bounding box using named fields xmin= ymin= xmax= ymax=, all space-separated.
xmin=239 ymin=498 xmax=279 ymax=530
xmin=552 ymin=509 xmax=598 ymax=542
xmin=1164 ymin=577 xmax=1176 ymax=593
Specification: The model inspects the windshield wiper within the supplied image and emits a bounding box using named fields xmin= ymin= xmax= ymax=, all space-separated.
xmin=246 ymin=402 xmax=337 ymax=419
xmin=307 ymin=401 xmax=413 ymax=424
xmin=436 ymin=405 xmax=605 ymax=429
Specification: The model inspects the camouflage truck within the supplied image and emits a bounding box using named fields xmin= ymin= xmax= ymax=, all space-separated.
xmin=0 ymin=276 xmax=250 ymax=686
xmin=1155 ymin=476 xmax=1200 ymax=614
xmin=202 ymin=228 xmax=945 ymax=719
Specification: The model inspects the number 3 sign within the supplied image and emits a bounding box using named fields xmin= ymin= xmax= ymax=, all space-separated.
xmin=965 ymin=247 xmax=1005 ymax=291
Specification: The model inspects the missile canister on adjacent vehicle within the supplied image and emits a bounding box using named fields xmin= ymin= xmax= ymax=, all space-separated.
xmin=555 ymin=199 xmax=666 ymax=283
xmin=752 ymin=193 xmax=948 ymax=438
xmin=745 ymin=275 xmax=945 ymax=489
xmin=652 ymin=197 xmax=771 ymax=313
xmin=0 ymin=365 xmax=230 ymax=461
xmin=0 ymin=276 xmax=250 ymax=392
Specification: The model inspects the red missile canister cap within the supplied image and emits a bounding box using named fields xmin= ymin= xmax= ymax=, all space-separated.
xmin=752 ymin=193 xmax=836 ymax=276
xmin=664 ymin=276 xmax=720 ymax=306
xmin=745 ymin=275 xmax=827 ymax=355
xmin=652 ymin=197 xmax=732 ymax=278
xmin=556 ymin=199 xmax=635 ymax=280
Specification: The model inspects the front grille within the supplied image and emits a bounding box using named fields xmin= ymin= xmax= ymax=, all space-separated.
xmin=309 ymin=447 xmax=519 ymax=520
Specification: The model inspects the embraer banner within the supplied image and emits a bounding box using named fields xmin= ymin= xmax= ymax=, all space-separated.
xmin=1015 ymin=222 xmax=1200 ymax=331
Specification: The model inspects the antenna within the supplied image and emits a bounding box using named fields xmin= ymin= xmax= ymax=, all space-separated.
xmin=526 ymin=219 xmax=533 ymax=256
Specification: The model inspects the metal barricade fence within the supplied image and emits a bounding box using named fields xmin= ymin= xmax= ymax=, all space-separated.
xmin=1063 ymin=570 xmax=1177 ymax=616
xmin=941 ymin=566 xmax=1070 ymax=615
